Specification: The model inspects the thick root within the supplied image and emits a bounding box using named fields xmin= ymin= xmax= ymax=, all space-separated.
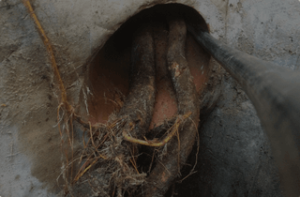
xmin=141 ymin=18 xmax=200 ymax=197
xmin=119 ymin=24 xmax=156 ymax=137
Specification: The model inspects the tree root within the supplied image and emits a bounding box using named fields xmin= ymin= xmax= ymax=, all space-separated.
xmin=140 ymin=18 xmax=200 ymax=197
xmin=118 ymin=23 xmax=156 ymax=139
xmin=122 ymin=112 xmax=191 ymax=147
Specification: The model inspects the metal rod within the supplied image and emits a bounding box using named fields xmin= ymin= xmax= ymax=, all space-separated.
xmin=188 ymin=25 xmax=300 ymax=197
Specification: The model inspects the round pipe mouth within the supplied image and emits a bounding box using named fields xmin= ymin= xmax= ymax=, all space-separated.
xmin=79 ymin=3 xmax=213 ymax=128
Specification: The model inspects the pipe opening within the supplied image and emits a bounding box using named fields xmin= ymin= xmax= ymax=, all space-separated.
xmin=81 ymin=4 xmax=211 ymax=128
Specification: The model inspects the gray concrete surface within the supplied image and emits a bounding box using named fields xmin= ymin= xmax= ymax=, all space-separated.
xmin=0 ymin=0 xmax=300 ymax=196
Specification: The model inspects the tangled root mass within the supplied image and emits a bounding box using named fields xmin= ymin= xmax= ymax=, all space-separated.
xmin=63 ymin=18 xmax=200 ymax=197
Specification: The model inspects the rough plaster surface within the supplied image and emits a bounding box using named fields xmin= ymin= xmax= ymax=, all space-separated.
xmin=0 ymin=0 xmax=300 ymax=196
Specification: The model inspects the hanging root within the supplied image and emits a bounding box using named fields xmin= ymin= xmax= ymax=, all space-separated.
xmin=118 ymin=23 xmax=156 ymax=139
xmin=22 ymin=0 xmax=72 ymax=112
xmin=140 ymin=18 xmax=200 ymax=197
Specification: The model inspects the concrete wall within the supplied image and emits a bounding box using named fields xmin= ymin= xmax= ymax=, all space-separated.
xmin=0 ymin=0 xmax=300 ymax=196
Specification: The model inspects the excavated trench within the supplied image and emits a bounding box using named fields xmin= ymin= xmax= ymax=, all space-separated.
xmin=68 ymin=4 xmax=220 ymax=197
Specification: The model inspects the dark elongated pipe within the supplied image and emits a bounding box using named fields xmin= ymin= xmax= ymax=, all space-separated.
xmin=188 ymin=25 xmax=300 ymax=196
